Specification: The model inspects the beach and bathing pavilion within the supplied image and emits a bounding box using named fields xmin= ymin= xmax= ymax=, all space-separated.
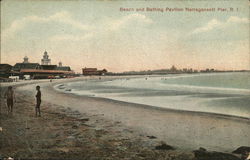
xmin=0 ymin=51 xmax=75 ymax=80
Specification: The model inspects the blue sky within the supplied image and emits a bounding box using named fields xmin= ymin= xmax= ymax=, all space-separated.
xmin=1 ymin=0 xmax=249 ymax=72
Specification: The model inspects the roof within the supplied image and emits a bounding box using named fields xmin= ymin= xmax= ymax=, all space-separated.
xmin=0 ymin=64 xmax=12 ymax=72
xmin=20 ymin=69 xmax=74 ymax=74
xmin=56 ymin=66 xmax=71 ymax=71
xmin=41 ymin=65 xmax=57 ymax=70
xmin=82 ymin=68 xmax=97 ymax=72
xmin=12 ymin=63 xmax=40 ymax=71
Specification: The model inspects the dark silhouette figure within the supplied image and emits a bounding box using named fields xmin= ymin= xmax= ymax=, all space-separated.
xmin=4 ymin=86 xmax=16 ymax=114
xmin=35 ymin=85 xmax=41 ymax=117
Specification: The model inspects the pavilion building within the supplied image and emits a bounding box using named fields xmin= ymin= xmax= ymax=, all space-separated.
xmin=12 ymin=52 xmax=74 ymax=79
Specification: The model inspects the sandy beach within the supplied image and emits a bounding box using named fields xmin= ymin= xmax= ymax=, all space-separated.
xmin=0 ymin=77 xmax=249 ymax=160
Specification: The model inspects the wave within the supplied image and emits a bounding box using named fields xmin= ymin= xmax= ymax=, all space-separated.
xmin=54 ymin=73 xmax=250 ymax=118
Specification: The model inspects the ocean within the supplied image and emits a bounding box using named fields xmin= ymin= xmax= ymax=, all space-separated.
xmin=55 ymin=72 xmax=250 ymax=118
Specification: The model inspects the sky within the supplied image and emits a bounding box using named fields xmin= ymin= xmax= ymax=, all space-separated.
xmin=1 ymin=0 xmax=249 ymax=73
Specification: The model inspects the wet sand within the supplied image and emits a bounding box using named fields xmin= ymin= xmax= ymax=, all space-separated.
xmin=0 ymin=77 xmax=249 ymax=159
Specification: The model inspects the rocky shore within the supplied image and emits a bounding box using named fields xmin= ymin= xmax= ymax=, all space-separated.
xmin=0 ymin=82 xmax=249 ymax=160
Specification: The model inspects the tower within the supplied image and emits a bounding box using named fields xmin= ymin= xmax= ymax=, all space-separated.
xmin=59 ymin=61 xmax=62 ymax=67
xmin=41 ymin=50 xmax=51 ymax=65
xmin=23 ymin=56 xmax=29 ymax=63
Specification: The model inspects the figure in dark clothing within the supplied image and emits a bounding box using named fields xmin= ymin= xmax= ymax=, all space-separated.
xmin=4 ymin=86 xmax=16 ymax=114
xmin=35 ymin=85 xmax=41 ymax=117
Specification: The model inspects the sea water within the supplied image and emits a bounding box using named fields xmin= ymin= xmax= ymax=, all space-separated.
xmin=55 ymin=72 xmax=250 ymax=118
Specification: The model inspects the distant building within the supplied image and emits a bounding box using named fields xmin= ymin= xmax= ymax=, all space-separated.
xmin=41 ymin=50 xmax=51 ymax=65
xmin=200 ymin=68 xmax=216 ymax=73
xmin=82 ymin=67 xmax=107 ymax=76
xmin=182 ymin=68 xmax=188 ymax=72
xmin=12 ymin=63 xmax=41 ymax=72
xmin=170 ymin=65 xmax=177 ymax=72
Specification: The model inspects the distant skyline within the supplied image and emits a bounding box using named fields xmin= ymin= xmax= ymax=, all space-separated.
xmin=1 ymin=0 xmax=249 ymax=73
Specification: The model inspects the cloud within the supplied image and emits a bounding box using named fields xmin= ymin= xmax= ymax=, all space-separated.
xmin=49 ymin=13 xmax=153 ymax=41
xmin=108 ymin=13 xmax=153 ymax=31
xmin=191 ymin=19 xmax=222 ymax=34
xmin=49 ymin=11 xmax=91 ymax=30
xmin=3 ymin=11 xmax=153 ymax=43
xmin=2 ymin=11 xmax=91 ymax=39
xmin=3 ymin=11 xmax=153 ymax=42
xmin=227 ymin=16 xmax=249 ymax=23
xmin=191 ymin=16 xmax=249 ymax=35
xmin=49 ymin=33 xmax=93 ymax=41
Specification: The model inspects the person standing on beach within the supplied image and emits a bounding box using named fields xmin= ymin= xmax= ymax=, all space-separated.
xmin=4 ymin=86 xmax=16 ymax=114
xmin=35 ymin=85 xmax=41 ymax=117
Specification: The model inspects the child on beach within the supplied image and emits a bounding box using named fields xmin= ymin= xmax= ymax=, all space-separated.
xmin=35 ymin=85 xmax=41 ymax=117
xmin=4 ymin=86 xmax=16 ymax=114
